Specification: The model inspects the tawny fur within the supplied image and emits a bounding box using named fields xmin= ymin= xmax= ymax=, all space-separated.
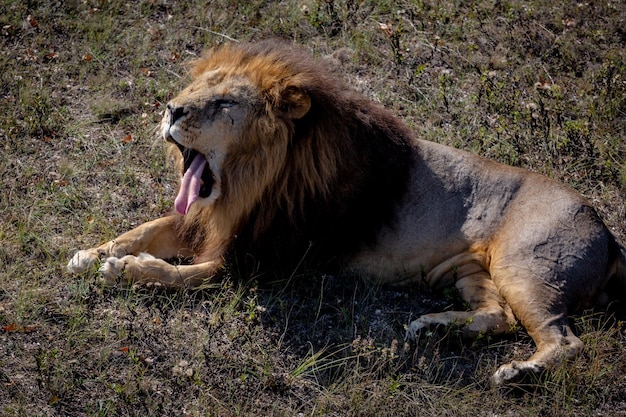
xmin=68 ymin=41 xmax=626 ymax=386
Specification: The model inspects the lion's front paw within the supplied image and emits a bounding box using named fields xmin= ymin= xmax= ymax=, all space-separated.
xmin=67 ymin=249 xmax=100 ymax=273
xmin=99 ymin=256 xmax=125 ymax=285
xmin=99 ymin=253 xmax=158 ymax=286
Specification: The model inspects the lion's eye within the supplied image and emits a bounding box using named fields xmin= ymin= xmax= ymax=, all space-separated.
xmin=214 ymin=99 xmax=237 ymax=110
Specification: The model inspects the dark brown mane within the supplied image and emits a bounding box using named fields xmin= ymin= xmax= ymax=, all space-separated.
xmin=223 ymin=41 xmax=416 ymax=272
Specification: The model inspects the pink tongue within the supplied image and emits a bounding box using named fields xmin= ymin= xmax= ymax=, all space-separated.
xmin=175 ymin=153 xmax=207 ymax=215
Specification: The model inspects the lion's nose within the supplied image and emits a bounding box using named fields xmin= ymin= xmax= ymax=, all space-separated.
xmin=167 ymin=103 xmax=188 ymax=124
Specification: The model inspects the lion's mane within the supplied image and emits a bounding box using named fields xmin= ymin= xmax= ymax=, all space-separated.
xmin=174 ymin=42 xmax=415 ymax=270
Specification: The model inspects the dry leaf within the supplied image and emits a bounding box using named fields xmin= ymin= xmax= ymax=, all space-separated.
xmin=27 ymin=14 xmax=39 ymax=28
xmin=140 ymin=67 xmax=154 ymax=77
xmin=377 ymin=22 xmax=393 ymax=37
xmin=44 ymin=51 xmax=58 ymax=61
xmin=535 ymin=75 xmax=553 ymax=90
xmin=2 ymin=323 xmax=37 ymax=333
xmin=562 ymin=18 xmax=576 ymax=27
xmin=2 ymin=323 xmax=17 ymax=332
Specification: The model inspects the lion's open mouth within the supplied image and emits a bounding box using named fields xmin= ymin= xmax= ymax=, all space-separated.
xmin=172 ymin=141 xmax=215 ymax=215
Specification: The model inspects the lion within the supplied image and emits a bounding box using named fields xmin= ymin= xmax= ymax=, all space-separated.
xmin=68 ymin=41 xmax=626 ymax=386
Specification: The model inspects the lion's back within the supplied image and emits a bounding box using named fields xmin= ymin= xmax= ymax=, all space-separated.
xmin=350 ymin=139 xmax=615 ymax=299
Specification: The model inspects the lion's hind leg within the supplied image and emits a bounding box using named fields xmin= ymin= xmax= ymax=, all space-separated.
xmin=489 ymin=320 xmax=583 ymax=387
xmin=407 ymin=271 xmax=516 ymax=339
xmin=489 ymin=275 xmax=584 ymax=386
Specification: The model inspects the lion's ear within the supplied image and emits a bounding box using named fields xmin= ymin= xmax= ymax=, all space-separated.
xmin=280 ymin=86 xmax=311 ymax=120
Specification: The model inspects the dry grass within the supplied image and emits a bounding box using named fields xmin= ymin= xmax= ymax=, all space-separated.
xmin=1 ymin=0 xmax=626 ymax=416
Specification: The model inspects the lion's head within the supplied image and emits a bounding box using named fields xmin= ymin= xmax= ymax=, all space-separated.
xmin=162 ymin=43 xmax=313 ymax=215
xmin=162 ymin=41 xmax=414 ymax=265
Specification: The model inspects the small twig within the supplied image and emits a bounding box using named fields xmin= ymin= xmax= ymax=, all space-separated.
xmin=192 ymin=27 xmax=239 ymax=42
xmin=166 ymin=68 xmax=182 ymax=79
